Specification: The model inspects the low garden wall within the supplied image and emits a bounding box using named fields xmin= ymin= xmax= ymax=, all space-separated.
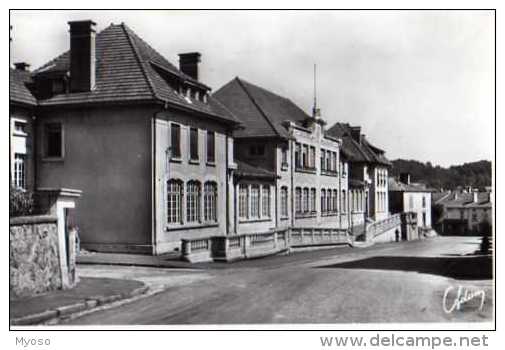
xmin=10 ymin=215 xmax=61 ymax=299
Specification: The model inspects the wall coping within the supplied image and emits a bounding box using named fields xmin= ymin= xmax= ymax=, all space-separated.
xmin=10 ymin=215 xmax=58 ymax=225
xmin=36 ymin=188 xmax=83 ymax=198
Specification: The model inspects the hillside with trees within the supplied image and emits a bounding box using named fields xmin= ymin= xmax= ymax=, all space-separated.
xmin=390 ymin=159 xmax=492 ymax=190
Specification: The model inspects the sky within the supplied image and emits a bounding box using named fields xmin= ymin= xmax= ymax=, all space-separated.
xmin=10 ymin=10 xmax=494 ymax=167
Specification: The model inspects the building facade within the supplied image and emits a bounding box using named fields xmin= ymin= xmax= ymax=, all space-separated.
xmin=13 ymin=20 xmax=240 ymax=254
xmin=434 ymin=190 xmax=492 ymax=235
xmin=214 ymin=77 xmax=346 ymax=233
xmin=326 ymin=123 xmax=391 ymax=225
xmin=10 ymin=64 xmax=37 ymax=192
xmin=388 ymin=173 xmax=432 ymax=229
xmin=10 ymin=20 xmax=397 ymax=256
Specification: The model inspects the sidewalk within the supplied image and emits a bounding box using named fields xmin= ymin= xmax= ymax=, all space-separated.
xmin=77 ymin=251 xmax=200 ymax=269
xmin=10 ymin=277 xmax=148 ymax=325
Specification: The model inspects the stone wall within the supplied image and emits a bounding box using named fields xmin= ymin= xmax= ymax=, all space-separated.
xmin=10 ymin=215 xmax=61 ymax=299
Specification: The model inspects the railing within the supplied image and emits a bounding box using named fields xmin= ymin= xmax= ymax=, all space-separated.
xmin=182 ymin=226 xmax=350 ymax=262
xmin=366 ymin=214 xmax=402 ymax=240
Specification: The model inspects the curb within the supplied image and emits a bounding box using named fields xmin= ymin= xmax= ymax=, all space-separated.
xmin=10 ymin=284 xmax=150 ymax=326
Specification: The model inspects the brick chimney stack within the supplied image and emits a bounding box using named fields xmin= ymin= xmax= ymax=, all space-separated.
xmin=399 ymin=172 xmax=411 ymax=185
xmin=68 ymin=20 xmax=96 ymax=92
xmin=350 ymin=126 xmax=362 ymax=144
xmin=14 ymin=62 xmax=30 ymax=71
xmin=178 ymin=52 xmax=201 ymax=81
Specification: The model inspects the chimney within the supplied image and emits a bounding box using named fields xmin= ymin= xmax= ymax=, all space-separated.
xmin=68 ymin=20 xmax=96 ymax=92
xmin=14 ymin=62 xmax=30 ymax=71
xmin=350 ymin=126 xmax=362 ymax=144
xmin=399 ymin=172 xmax=411 ymax=185
xmin=178 ymin=52 xmax=201 ymax=80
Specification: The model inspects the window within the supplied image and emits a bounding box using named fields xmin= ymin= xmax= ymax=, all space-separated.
xmin=333 ymin=190 xmax=339 ymax=212
xmin=327 ymin=189 xmax=332 ymax=213
xmin=295 ymin=143 xmax=301 ymax=168
xmin=44 ymin=123 xmax=63 ymax=158
xmin=190 ymin=128 xmax=199 ymax=161
xmin=332 ymin=152 xmax=337 ymax=172
xmin=166 ymin=179 xmax=183 ymax=224
xmin=321 ymin=189 xmax=326 ymax=213
xmin=251 ymin=185 xmax=260 ymax=218
xmin=311 ymin=188 xmax=317 ymax=212
xmin=422 ymin=196 xmax=426 ymax=208
xmin=295 ymin=187 xmax=302 ymax=214
xmin=321 ymin=149 xmax=326 ymax=171
xmin=303 ymin=187 xmax=309 ymax=213
xmin=14 ymin=121 xmax=27 ymax=134
xmin=281 ymin=147 xmax=288 ymax=168
xmin=326 ymin=152 xmax=331 ymax=171
xmin=302 ymin=144 xmax=308 ymax=168
xmin=341 ymin=190 xmax=347 ymax=213
xmin=281 ymin=187 xmax=289 ymax=218
xmin=186 ymin=181 xmax=201 ymax=223
xmin=171 ymin=124 xmax=181 ymax=159
xmin=206 ymin=131 xmax=215 ymax=163
xmin=239 ymin=184 xmax=249 ymax=219
xmin=262 ymin=185 xmax=271 ymax=217
xmin=310 ymin=146 xmax=316 ymax=168
xmin=204 ymin=182 xmax=218 ymax=222
xmin=13 ymin=154 xmax=26 ymax=189
xmin=250 ymin=145 xmax=265 ymax=156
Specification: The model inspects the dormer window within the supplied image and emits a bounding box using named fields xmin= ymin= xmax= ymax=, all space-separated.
xmin=52 ymin=79 xmax=65 ymax=94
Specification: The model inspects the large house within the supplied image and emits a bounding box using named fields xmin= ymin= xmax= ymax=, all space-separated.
xmin=214 ymin=78 xmax=346 ymax=233
xmin=11 ymin=20 xmax=241 ymax=254
xmin=388 ymin=173 xmax=433 ymax=231
xmin=10 ymin=63 xmax=37 ymax=192
xmin=433 ymin=189 xmax=492 ymax=235
xmin=326 ymin=122 xmax=391 ymax=225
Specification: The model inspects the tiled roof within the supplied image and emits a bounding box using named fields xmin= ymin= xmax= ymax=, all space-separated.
xmin=32 ymin=23 xmax=238 ymax=124
xmin=213 ymin=77 xmax=310 ymax=138
xmin=388 ymin=177 xmax=431 ymax=192
xmin=439 ymin=191 xmax=492 ymax=208
xmin=10 ymin=68 xmax=37 ymax=106
xmin=327 ymin=122 xmax=390 ymax=166
xmin=234 ymin=160 xmax=278 ymax=180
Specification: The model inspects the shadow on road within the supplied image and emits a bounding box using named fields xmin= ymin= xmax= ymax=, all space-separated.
xmin=316 ymin=255 xmax=492 ymax=280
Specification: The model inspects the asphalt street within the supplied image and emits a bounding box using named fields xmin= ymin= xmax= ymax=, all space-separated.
xmin=65 ymin=236 xmax=493 ymax=325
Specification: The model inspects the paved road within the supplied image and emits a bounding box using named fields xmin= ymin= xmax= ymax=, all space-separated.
xmin=65 ymin=236 xmax=493 ymax=325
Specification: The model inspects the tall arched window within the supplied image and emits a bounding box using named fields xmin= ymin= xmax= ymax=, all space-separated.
xmin=303 ymin=187 xmax=309 ymax=213
xmin=310 ymin=188 xmax=317 ymax=212
xmin=262 ymin=185 xmax=271 ymax=217
xmin=204 ymin=181 xmax=218 ymax=222
xmin=327 ymin=189 xmax=332 ymax=213
xmin=295 ymin=187 xmax=302 ymax=214
xmin=167 ymin=179 xmax=183 ymax=224
xmin=239 ymin=184 xmax=249 ymax=219
xmin=186 ymin=180 xmax=201 ymax=223
xmin=321 ymin=189 xmax=326 ymax=214
xmin=333 ymin=189 xmax=338 ymax=213
xmin=340 ymin=190 xmax=347 ymax=213
xmin=280 ymin=186 xmax=289 ymax=218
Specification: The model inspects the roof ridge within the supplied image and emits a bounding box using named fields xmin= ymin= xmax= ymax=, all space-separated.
xmin=207 ymin=94 xmax=241 ymax=124
xmin=235 ymin=77 xmax=288 ymax=138
xmin=121 ymin=24 xmax=159 ymax=102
